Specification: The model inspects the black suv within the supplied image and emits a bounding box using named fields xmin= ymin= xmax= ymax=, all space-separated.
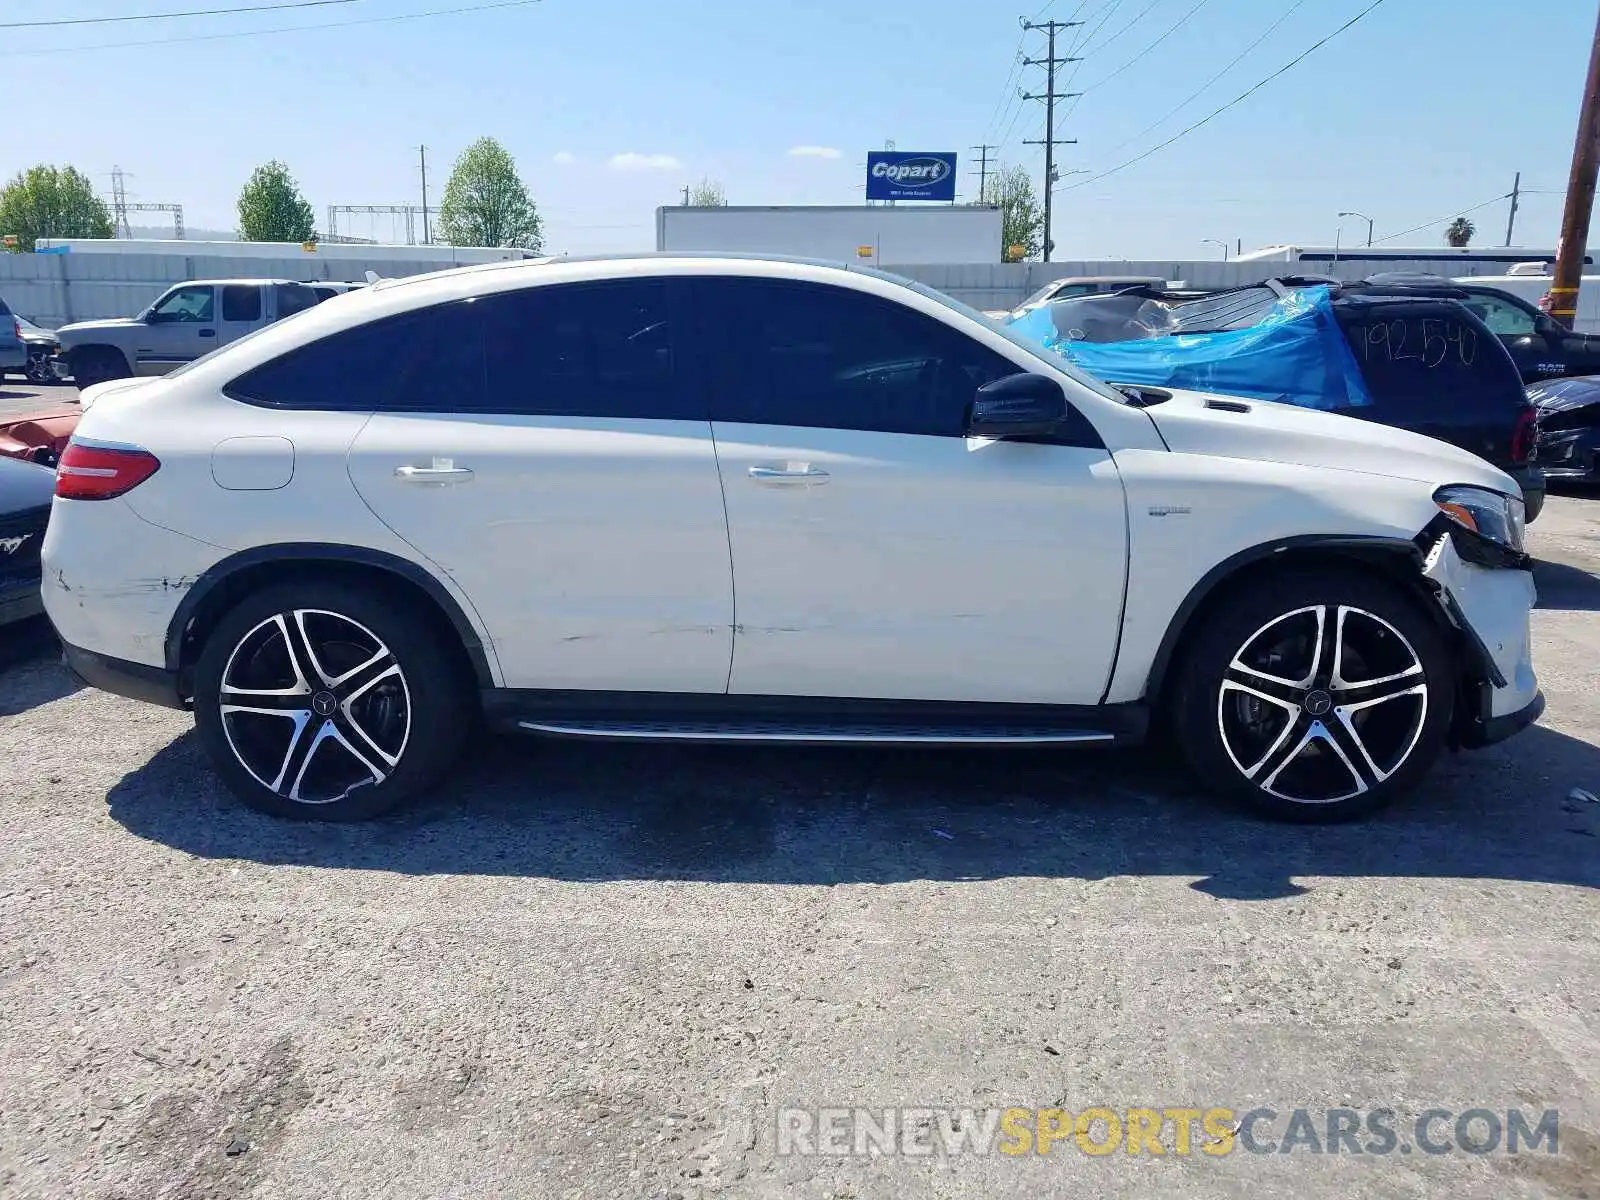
xmin=1353 ymin=272 xmax=1600 ymax=384
xmin=1038 ymin=279 xmax=1546 ymax=520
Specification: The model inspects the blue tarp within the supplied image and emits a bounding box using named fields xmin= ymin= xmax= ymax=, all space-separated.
xmin=1006 ymin=285 xmax=1373 ymax=410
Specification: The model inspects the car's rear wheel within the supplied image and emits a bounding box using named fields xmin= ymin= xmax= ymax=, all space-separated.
xmin=70 ymin=347 xmax=130 ymax=391
xmin=193 ymin=582 xmax=473 ymax=820
xmin=1172 ymin=568 xmax=1453 ymax=822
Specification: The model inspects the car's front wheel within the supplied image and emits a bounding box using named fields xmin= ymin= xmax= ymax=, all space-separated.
xmin=1172 ymin=568 xmax=1453 ymax=822
xmin=69 ymin=347 xmax=130 ymax=391
xmin=193 ymin=582 xmax=473 ymax=820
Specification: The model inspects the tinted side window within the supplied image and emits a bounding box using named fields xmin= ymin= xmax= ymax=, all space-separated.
xmin=275 ymin=284 xmax=318 ymax=318
xmin=480 ymin=280 xmax=691 ymax=419
xmin=227 ymin=301 xmax=482 ymax=411
xmin=706 ymin=280 xmax=1017 ymax=435
xmin=1336 ymin=307 xmax=1522 ymax=416
xmin=222 ymin=285 xmax=262 ymax=322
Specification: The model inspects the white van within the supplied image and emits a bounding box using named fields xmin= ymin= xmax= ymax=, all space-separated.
xmin=1457 ymin=263 xmax=1600 ymax=334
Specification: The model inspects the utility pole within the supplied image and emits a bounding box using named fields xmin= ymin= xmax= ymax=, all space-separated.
xmin=970 ymin=143 xmax=996 ymax=203
xmin=419 ymin=145 xmax=431 ymax=243
xmin=1021 ymin=17 xmax=1081 ymax=262
xmin=1504 ymin=170 xmax=1521 ymax=247
xmin=1551 ymin=3 xmax=1600 ymax=328
xmin=681 ymin=184 xmax=690 ymax=205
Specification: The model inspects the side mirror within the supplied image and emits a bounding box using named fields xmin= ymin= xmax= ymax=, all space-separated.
xmin=966 ymin=372 xmax=1067 ymax=438
xmin=1535 ymin=315 xmax=1564 ymax=338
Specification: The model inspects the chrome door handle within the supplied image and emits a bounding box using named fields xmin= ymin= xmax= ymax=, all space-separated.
xmin=748 ymin=463 xmax=829 ymax=485
xmin=395 ymin=461 xmax=474 ymax=485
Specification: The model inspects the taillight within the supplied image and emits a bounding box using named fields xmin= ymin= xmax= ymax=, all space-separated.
xmin=1510 ymin=406 xmax=1538 ymax=464
xmin=55 ymin=442 xmax=161 ymax=500
xmin=10 ymin=317 xmax=18 ymax=340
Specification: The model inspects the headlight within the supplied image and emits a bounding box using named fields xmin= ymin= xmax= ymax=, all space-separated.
xmin=1434 ymin=485 xmax=1526 ymax=553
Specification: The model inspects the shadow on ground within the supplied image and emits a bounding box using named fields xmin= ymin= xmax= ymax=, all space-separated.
xmin=0 ymin=617 xmax=77 ymax=715
xmin=1533 ymin=557 xmax=1600 ymax=612
xmin=107 ymin=718 xmax=1600 ymax=895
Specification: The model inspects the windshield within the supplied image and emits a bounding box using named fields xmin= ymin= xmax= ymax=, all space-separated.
xmin=882 ymin=272 xmax=1130 ymax=404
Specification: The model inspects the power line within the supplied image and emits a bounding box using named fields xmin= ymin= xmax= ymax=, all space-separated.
xmin=1073 ymin=0 xmax=1211 ymax=101
xmin=1076 ymin=0 xmax=1162 ymax=58
xmin=1371 ymin=193 xmax=1511 ymax=246
xmin=1 ymin=0 xmax=540 ymax=57
xmin=1099 ymin=0 xmax=1310 ymax=157
xmin=1 ymin=0 xmax=354 ymax=30
xmin=1059 ymin=0 xmax=1385 ymax=193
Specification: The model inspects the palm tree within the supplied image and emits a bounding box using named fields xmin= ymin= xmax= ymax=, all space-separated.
xmin=1445 ymin=216 xmax=1475 ymax=247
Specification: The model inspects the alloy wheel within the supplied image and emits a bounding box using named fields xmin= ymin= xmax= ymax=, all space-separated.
xmin=218 ymin=609 xmax=411 ymax=805
xmin=1217 ymin=604 xmax=1428 ymax=805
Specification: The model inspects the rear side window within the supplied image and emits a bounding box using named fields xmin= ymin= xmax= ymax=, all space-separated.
xmin=222 ymin=285 xmax=262 ymax=322
xmin=479 ymin=280 xmax=691 ymax=419
xmin=1336 ymin=306 xmax=1523 ymax=416
xmin=274 ymin=284 xmax=318 ymax=318
xmin=227 ymin=301 xmax=482 ymax=410
xmin=700 ymin=279 xmax=1017 ymax=436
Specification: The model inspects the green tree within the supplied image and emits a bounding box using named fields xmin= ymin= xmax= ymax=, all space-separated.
xmin=1445 ymin=216 xmax=1475 ymax=248
xmin=687 ymin=177 xmax=727 ymax=206
xmin=437 ymin=138 xmax=543 ymax=250
xmin=0 ymin=165 xmax=113 ymax=252
xmin=236 ymin=160 xmax=316 ymax=242
xmin=981 ymin=164 xmax=1043 ymax=262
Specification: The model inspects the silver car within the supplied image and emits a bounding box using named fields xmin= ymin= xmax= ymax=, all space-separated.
xmin=0 ymin=295 xmax=27 ymax=375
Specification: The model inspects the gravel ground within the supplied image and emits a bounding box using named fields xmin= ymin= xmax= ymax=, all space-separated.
xmin=0 ymin=492 xmax=1596 ymax=1200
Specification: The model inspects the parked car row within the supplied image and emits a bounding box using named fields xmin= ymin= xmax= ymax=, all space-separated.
xmin=1011 ymin=276 xmax=1550 ymax=520
xmin=37 ymin=254 xmax=1541 ymax=829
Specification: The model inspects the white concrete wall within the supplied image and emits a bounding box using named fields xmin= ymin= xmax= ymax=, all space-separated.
xmin=4 ymin=247 xmax=1543 ymax=328
xmin=658 ymin=206 xmax=1003 ymax=265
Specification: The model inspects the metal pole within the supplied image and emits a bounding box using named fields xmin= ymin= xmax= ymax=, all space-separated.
xmin=1551 ymin=4 xmax=1600 ymax=328
xmin=1504 ymin=170 xmax=1520 ymax=247
xmin=419 ymin=145 xmax=431 ymax=244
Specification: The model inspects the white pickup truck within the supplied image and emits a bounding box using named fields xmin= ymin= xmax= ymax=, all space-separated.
xmin=56 ymin=278 xmax=324 ymax=388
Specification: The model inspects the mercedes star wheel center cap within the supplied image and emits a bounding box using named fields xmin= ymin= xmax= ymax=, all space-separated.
xmin=1302 ymin=689 xmax=1333 ymax=717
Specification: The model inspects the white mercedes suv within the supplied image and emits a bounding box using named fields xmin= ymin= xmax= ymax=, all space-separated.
xmin=42 ymin=255 xmax=1541 ymax=823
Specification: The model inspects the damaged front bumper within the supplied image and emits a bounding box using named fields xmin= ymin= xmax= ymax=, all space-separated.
xmin=1420 ymin=525 xmax=1542 ymax=749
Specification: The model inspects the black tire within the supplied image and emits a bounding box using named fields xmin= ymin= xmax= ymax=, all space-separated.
xmin=24 ymin=351 xmax=56 ymax=385
xmin=1171 ymin=567 xmax=1453 ymax=823
xmin=193 ymin=581 xmax=474 ymax=821
xmin=70 ymin=347 xmax=130 ymax=391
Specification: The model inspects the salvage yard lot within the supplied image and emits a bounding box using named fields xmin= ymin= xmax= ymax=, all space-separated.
xmin=0 ymin=496 xmax=1597 ymax=1198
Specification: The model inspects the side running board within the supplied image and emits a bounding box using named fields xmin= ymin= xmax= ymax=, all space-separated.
xmin=515 ymin=719 xmax=1116 ymax=746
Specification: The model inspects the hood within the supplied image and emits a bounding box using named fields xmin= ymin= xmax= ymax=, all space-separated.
xmin=1527 ymin=377 xmax=1600 ymax=415
xmin=56 ymin=316 xmax=142 ymax=340
xmin=1144 ymin=388 xmax=1518 ymax=496
xmin=78 ymin=375 xmax=163 ymax=413
xmin=0 ymin=454 xmax=57 ymax=513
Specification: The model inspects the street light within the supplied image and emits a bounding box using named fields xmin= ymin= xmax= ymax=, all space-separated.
xmin=1201 ymin=238 xmax=1229 ymax=261
xmin=1338 ymin=210 xmax=1374 ymax=247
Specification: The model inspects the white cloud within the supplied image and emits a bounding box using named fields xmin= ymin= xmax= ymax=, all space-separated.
xmin=551 ymin=150 xmax=576 ymax=165
xmin=608 ymin=152 xmax=683 ymax=172
xmin=788 ymin=145 xmax=841 ymax=159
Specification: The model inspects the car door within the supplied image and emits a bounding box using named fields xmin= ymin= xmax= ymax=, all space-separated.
xmin=340 ymin=280 xmax=734 ymax=693
xmin=135 ymin=283 xmax=216 ymax=374
xmin=215 ymin=283 xmax=270 ymax=351
xmin=1459 ymin=290 xmax=1569 ymax=382
xmin=691 ymin=276 xmax=1128 ymax=706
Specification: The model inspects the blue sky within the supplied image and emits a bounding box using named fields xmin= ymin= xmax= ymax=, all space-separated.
xmin=6 ymin=0 xmax=1594 ymax=258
